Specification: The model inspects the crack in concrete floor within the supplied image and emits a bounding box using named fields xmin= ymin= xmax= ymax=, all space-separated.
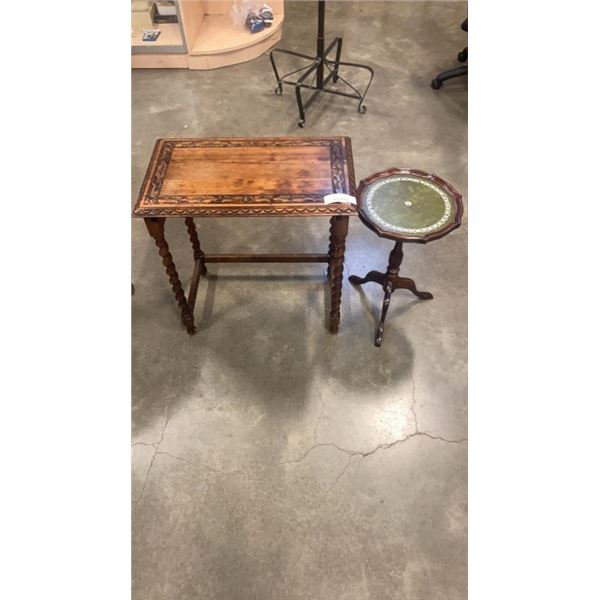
xmin=133 ymin=366 xmax=467 ymax=508
xmin=134 ymin=403 xmax=174 ymax=508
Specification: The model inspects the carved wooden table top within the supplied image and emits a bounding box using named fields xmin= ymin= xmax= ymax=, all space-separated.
xmin=133 ymin=137 xmax=357 ymax=218
xmin=134 ymin=136 xmax=357 ymax=336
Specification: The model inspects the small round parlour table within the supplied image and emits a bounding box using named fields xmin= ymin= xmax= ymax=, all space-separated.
xmin=349 ymin=168 xmax=463 ymax=346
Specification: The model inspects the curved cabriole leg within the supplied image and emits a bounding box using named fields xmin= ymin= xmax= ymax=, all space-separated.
xmin=375 ymin=280 xmax=394 ymax=347
xmin=328 ymin=216 xmax=349 ymax=333
xmin=351 ymin=241 xmax=434 ymax=346
xmin=185 ymin=217 xmax=207 ymax=276
xmin=349 ymin=270 xmax=386 ymax=286
xmin=145 ymin=218 xmax=196 ymax=335
xmin=394 ymin=276 xmax=433 ymax=300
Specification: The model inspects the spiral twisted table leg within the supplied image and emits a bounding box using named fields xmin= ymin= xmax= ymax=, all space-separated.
xmin=145 ymin=218 xmax=196 ymax=335
xmin=326 ymin=217 xmax=336 ymax=279
xmin=185 ymin=217 xmax=207 ymax=276
xmin=328 ymin=216 xmax=349 ymax=333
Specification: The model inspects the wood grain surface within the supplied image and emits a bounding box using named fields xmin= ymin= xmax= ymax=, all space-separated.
xmin=133 ymin=137 xmax=357 ymax=217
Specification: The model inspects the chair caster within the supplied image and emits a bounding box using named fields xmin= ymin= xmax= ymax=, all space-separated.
xmin=431 ymin=78 xmax=442 ymax=90
xmin=358 ymin=104 xmax=367 ymax=114
xmin=458 ymin=49 xmax=468 ymax=63
xmin=274 ymin=86 xmax=282 ymax=96
xmin=297 ymin=119 xmax=305 ymax=128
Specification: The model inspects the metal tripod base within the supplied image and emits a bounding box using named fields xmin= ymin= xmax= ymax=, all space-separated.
xmin=270 ymin=38 xmax=373 ymax=127
xmin=270 ymin=0 xmax=373 ymax=127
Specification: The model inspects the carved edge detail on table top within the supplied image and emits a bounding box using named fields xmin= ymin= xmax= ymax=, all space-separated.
xmin=344 ymin=137 xmax=357 ymax=196
xmin=329 ymin=140 xmax=346 ymax=194
xmin=134 ymin=204 xmax=358 ymax=217
xmin=145 ymin=193 xmax=325 ymax=205
xmin=137 ymin=139 xmax=164 ymax=208
xmin=147 ymin=143 xmax=173 ymax=200
xmin=157 ymin=137 xmax=337 ymax=148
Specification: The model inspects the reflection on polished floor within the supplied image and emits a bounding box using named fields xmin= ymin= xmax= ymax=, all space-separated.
xmin=132 ymin=2 xmax=467 ymax=598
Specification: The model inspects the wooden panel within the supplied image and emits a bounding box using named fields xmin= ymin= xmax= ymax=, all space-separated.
xmin=203 ymin=0 xmax=233 ymax=14
xmin=162 ymin=146 xmax=331 ymax=195
xmin=132 ymin=53 xmax=189 ymax=68
xmin=178 ymin=0 xmax=205 ymax=50
xmin=133 ymin=137 xmax=357 ymax=218
xmin=202 ymin=0 xmax=283 ymax=14
xmin=268 ymin=0 xmax=283 ymax=13
xmin=161 ymin=177 xmax=333 ymax=196
xmin=169 ymin=145 xmax=330 ymax=162
xmin=132 ymin=0 xmax=284 ymax=70
xmin=187 ymin=28 xmax=280 ymax=69
xmin=189 ymin=13 xmax=282 ymax=55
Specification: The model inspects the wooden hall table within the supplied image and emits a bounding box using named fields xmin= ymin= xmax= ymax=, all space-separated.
xmin=133 ymin=137 xmax=357 ymax=335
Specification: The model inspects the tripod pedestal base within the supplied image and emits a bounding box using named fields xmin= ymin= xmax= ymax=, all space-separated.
xmin=349 ymin=242 xmax=433 ymax=347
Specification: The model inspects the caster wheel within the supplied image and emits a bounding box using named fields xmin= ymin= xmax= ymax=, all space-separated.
xmin=297 ymin=119 xmax=305 ymax=128
xmin=358 ymin=104 xmax=367 ymax=114
xmin=431 ymin=78 xmax=442 ymax=90
xmin=458 ymin=50 xmax=467 ymax=63
xmin=274 ymin=86 xmax=282 ymax=96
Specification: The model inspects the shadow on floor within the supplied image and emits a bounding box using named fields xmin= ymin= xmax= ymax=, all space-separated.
xmin=132 ymin=269 xmax=417 ymax=440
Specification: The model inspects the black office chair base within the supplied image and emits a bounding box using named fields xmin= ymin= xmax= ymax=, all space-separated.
xmin=432 ymin=19 xmax=467 ymax=90
xmin=431 ymin=65 xmax=467 ymax=89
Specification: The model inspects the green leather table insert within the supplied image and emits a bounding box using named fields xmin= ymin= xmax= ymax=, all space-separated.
xmin=362 ymin=174 xmax=458 ymax=238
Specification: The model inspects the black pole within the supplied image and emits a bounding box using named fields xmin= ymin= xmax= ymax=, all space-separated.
xmin=316 ymin=1 xmax=325 ymax=89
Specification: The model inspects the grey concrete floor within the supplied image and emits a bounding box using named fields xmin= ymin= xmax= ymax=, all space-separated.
xmin=132 ymin=2 xmax=467 ymax=599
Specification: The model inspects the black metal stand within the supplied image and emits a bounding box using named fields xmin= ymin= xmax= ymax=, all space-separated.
xmin=270 ymin=0 xmax=374 ymax=127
